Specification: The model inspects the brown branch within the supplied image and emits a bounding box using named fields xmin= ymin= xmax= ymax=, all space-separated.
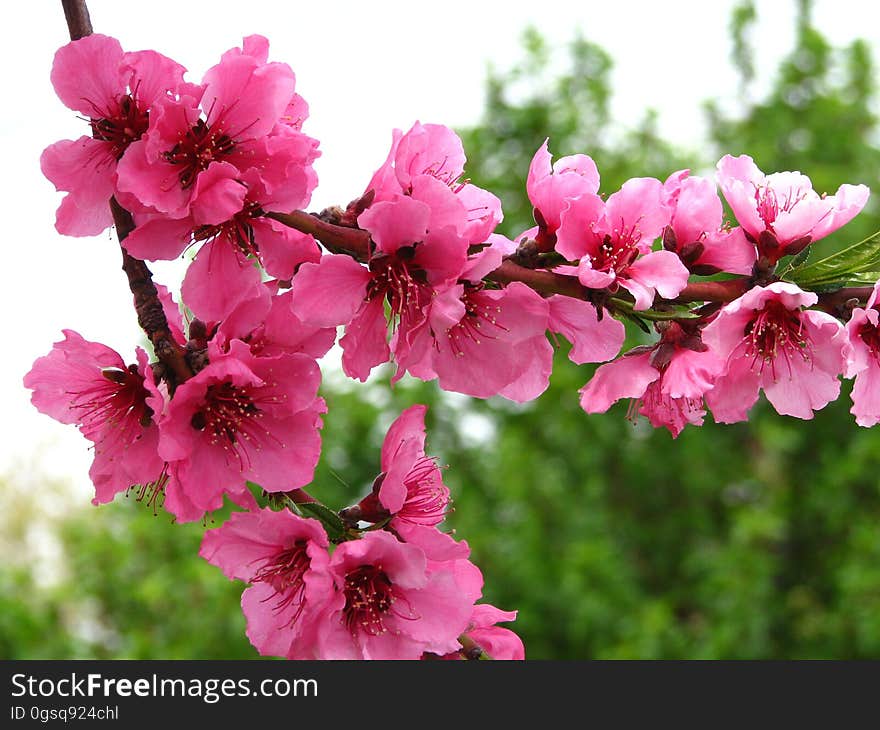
xmin=110 ymin=200 xmax=193 ymax=388
xmin=267 ymin=210 xmax=371 ymax=258
xmin=266 ymin=209 xmax=880 ymax=321
xmin=815 ymin=286 xmax=874 ymax=317
xmin=486 ymin=260 xmax=586 ymax=298
xmin=673 ymin=279 xmax=750 ymax=304
xmin=267 ymin=210 xmax=760 ymax=307
xmin=61 ymin=0 xmax=92 ymax=40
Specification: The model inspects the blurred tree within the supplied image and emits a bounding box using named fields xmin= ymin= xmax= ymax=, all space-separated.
xmin=706 ymin=0 xmax=880 ymax=246
xmin=447 ymin=0 xmax=880 ymax=659
xmin=459 ymin=26 xmax=696 ymax=239
xmin=3 ymin=0 xmax=880 ymax=660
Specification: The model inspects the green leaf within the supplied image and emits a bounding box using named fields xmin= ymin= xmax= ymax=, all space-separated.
xmin=619 ymin=311 xmax=650 ymax=333
xmin=784 ymin=246 xmax=811 ymax=271
xmin=296 ymin=502 xmax=347 ymax=541
xmin=610 ymin=298 xmax=700 ymax=325
xmin=784 ymin=230 xmax=880 ymax=289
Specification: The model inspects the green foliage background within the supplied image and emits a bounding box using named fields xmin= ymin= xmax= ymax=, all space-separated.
xmin=4 ymin=1 xmax=880 ymax=659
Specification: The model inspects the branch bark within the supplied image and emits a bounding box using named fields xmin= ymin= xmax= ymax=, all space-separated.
xmin=61 ymin=0 xmax=92 ymax=40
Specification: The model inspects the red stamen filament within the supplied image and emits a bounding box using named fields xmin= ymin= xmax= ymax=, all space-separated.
xmin=445 ymin=288 xmax=508 ymax=357
xmin=252 ymin=542 xmax=311 ymax=626
xmin=743 ymin=300 xmax=811 ymax=379
xmin=190 ymin=381 xmax=287 ymax=471
xmin=342 ymin=565 xmax=419 ymax=637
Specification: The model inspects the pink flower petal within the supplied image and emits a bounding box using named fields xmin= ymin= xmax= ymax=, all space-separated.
xmin=181 ymin=242 xmax=264 ymax=323
xmin=51 ymin=34 xmax=125 ymax=116
xmin=289 ymin=254 xmax=371 ymax=327
xmin=579 ymin=352 xmax=660 ymax=413
xmin=547 ymin=295 xmax=624 ymax=364
xmin=358 ymin=197 xmax=430 ymax=255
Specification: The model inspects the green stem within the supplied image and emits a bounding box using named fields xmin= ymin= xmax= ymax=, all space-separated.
xmin=608 ymin=298 xmax=698 ymax=321
xmin=458 ymin=634 xmax=492 ymax=660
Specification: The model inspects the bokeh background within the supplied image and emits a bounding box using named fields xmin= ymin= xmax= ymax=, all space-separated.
xmin=3 ymin=0 xmax=880 ymax=659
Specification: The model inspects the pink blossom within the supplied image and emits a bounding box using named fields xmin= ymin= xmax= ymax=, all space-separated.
xmin=117 ymin=36 xmax=318 ymax=220
xmin=844 ymin=282 xmax=880 ymax=426
xmin=309 ymin=531 xmax=475 ymax=660
xmin=716 ymin=154 xmax=869 ymax=263
xmin=157 ymin=339 xmax=324 ymax=521
xmin=482 ymin=232 xmax=624 ymax=366
xmin=448 ymin=604 xmax=525 ymax=660
xmin=372 ymin=237 xmax=553 ymax=401
xmin=199 ymin=509 xmax=333 ymax=659
xmin=662 ymin=170 xmax=756 ymax=275
xmin=352 ymin=405 xmax=450 ymax=528
xmin=703 ymin=282 xmax=846 ymax=422
xmin=291 ymin=196 xmax=470 ymax=381
xmin=527 ymin=139 xmax=599 ymax=251
xmin=556 ymin=177 xmax=688 ymax=310
xmin=211 ymin=286 xmax=337 ymax=362
xmin=547 ymin=294 xmax=625 ymax=365
xmin=123 ymin=167 xmax=320 ymax=322
xmin=364 ymin=122 xmax=502 ymax=245
xmin=405 ymin=281 xmax=553 ymax=401
xmin=579 ymin=322 xmax=724 ymax=437
xmin=41 ymin=34 xmax=187 ymax=235
xmin=23 ymin=330 xmax=167 ymax=506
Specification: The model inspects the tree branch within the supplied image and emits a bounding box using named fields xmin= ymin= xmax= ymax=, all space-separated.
xmin=815 ymin=286 xmax=875 ymax=316
xmin=266 ymin=209 xmax=877 ymax=317
xmin=61 ymin=0 xmax=92 ymax=40
xmin=109 ymin=199 xmax=193 ymax=388
xmin=266 ymin=210 xmax=771 ymax=309
xmin=266 ymin=210 xmax=371 ymax=258
xmin=60 ymin=1 xmax=193 ymax=388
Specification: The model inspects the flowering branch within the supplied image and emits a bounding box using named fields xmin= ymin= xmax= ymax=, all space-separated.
xmin=60 ymin=1 xmax=193 ymax=389
xmin=266 ymin=208 xmax=873 ymax=314
xmin=30 ymin=0 xmax=880 ymax=662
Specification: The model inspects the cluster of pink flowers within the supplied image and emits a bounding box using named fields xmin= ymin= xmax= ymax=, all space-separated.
xmin=27 ymin=28 xmax=880 ymax=660
xmin=30 ymin=34 xmax=525 ymax=659
xmin=25 ymin=285 xmax=332 ymax=521
xmin=288 ymin=126 xmax=873 ymax=434
xmin=42 ymin=33 xmax=320 ymax=321
xmin=291 ymin=124 xmax=625 ymax=400
xmin=558 ymin=152 xmax=870 ymax=435
xmin=200 ymin=406 xmax=523 ymax=660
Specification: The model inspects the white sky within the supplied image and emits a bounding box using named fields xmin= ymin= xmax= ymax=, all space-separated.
xmin=1 ymin=0 xmax=877 ymax=500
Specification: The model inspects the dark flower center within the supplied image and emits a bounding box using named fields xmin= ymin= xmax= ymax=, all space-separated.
xmin=163 ymin=119 xmax=236 ymax=189
xmin=743 ymin=299 xmax=811 ymax=376
xmin=189 ymin=380 xmax=287 ymax=470
xmin=190 ymin=382 xmax=259 ymax=443
xmin=89 ymin=94 xmax=150 ymax=160
xmin=367 ymin=252 xmax=430 ymax=330
xmin=193 ymin=201 xmax=263 ymax=257
xmin=342 ymin=565 xmax=396 ymax=637
xmin=444 ymin=286 xmax=508 ymax=357
xmin=72 ymin=364 xmax=153 ymax=438
xmin=591 ymin=232 xmax=640 ymax=277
